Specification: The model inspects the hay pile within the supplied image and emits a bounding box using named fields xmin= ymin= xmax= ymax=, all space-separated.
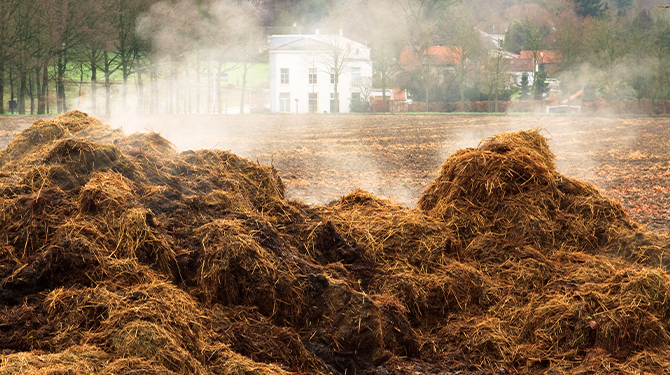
xmin=319 ymin=129 xmax=670 ymax=373
xmin=1 ymin=113 xmax=669 ymax=374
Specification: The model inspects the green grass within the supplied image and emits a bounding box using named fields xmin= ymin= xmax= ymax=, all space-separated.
xmin=224 ymin=63 xmax=268 ymax=90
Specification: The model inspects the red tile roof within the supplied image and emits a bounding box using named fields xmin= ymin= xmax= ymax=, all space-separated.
xmin=506 ymin=58 xmax=534 ymax=72
xmin=400 ymin=46 xmax=463 ymax=66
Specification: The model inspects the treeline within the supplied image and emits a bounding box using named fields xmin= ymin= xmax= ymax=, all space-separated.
xmin=360 ymin=0 xmax=670 ymax=111
xmin=0 ymin=0 xmax=265 ymax=116
xmin=499 ymin=4 xmax=670 ymax=109
xmin=276 ymin=0 xmax=670 ymax=113
xmin=2 ymin=0 xmax=669 ymax=115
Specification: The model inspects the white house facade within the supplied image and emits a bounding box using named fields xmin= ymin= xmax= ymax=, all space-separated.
xmin=269 ymin=33 xmax=372 ymax=113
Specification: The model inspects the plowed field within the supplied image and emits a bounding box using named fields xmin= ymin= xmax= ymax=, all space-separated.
xmin=2 ymin=114 xmax=669 ymax=233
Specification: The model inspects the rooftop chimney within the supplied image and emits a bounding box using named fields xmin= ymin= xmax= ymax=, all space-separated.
xmin=339 ymin=26 xmax=343 ymax=36
xmin=316 ymin=29 xmax=319 ymax=35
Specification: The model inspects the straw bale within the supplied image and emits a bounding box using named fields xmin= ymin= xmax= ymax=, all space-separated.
xmin=0 ymin=345 xmax=111 ymax=374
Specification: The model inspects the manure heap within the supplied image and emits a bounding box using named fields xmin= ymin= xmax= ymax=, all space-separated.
xmin=1 ymin=111 xmax=670 ymax=375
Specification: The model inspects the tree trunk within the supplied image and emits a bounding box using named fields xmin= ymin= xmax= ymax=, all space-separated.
xmin=458 ymin=66 xmax=465 ymax=108
xmin=239 ymin=61 xmax=247 ymax=114
xmin=57 ymin=52 xmax=67 ymax=113
xmin=334 ymin=74 xmax=339 ymax=113
xmin=19 ymin=69 xmax=26 ymax=115
xmin=0 ymin=60 xmax=4 ymax=115
xmin=122 ymin=57 xmax=129 ymax=112
xmin=381 ymin=73 xmax=387 ymax=112
xmin=206 ymin=63 xmax=211 ymax=114
xmin=661 ymin=70 xmax=666 ymax=115
xmin=9 ymin=68 xmax=15 ymax=114
xmin=38 ymin=62 xmax=48 ymax=114
xmin=186 ymin=65 xmax=191 ymax=114
xmin=136 ymin=53 xmax=143 ymax=114
xmin=216 ymin=62 xmax=222 ymax=114
xmin=173 ymin=68 xmax=178 ymax=114
xmin=150 ymin=62 xmax=157 ymax=114
xmin=104 ymin=53 xmax=112 ymax=115
xmin=31 ymin=69 xmax=37 ymax=114
xmin=91 ymin=52 xmax=97 ymax=115
xmin=195 ymin=58 xmax=200 ymax=114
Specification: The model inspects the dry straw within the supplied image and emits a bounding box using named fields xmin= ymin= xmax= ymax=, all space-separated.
xmin=1 ymin=113 xmax=670 ymax=374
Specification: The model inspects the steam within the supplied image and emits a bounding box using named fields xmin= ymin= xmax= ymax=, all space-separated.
xmin=72 ymin=0 xmax=648 ymax=208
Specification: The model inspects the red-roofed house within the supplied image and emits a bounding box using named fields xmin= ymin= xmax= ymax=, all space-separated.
xmin=400 ymin=46 xmax=463 ymax=70
xmin=519 ymin=50 xmax=560 ymax=75
xmin=506 ymin=58 xmax=535 ymax=85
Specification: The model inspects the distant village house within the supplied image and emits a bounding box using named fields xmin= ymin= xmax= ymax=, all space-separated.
xmin=268 ymin=31 xmax=372 ymax=113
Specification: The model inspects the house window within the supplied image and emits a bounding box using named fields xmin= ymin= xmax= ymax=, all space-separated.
xmin=281 ymin=68 xmax=289 ymax=84
xmin=351 ymin=92 xmax=361 ymax=101
xmin=309 ymin=93 xmax=317 ymax=113
xmin=309 ymin=68 xmax=317 ymax=85
xmin=351 ymin=67 xmax=361 ymax=85
xmin=279 ymin=93 xmax=290 ymax=112
xmin=330 ymin=69 xmax=335 ymax=84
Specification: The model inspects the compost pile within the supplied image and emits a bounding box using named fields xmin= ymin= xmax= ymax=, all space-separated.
xmin=1 ymin=111 xmax=670 ymax=375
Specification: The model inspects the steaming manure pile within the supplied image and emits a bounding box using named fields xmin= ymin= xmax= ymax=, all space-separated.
xmin=1 ymin=111 xmax=669 ymax=375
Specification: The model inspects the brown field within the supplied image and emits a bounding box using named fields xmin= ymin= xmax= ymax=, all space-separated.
xmin=2 ymin=113 xmax=669 ymax=233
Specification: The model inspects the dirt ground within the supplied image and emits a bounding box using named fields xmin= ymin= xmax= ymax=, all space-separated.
xmin=2 ymin=113 xmax=669 ymax=234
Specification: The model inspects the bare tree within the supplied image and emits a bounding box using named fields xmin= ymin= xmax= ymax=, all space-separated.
xmin=442 ymin=6 xmax=486 ymax=105
xmin=554 ymin=8 xmax=586 ymax=102
xmin=0 ymin=0 xmax=22 ymax=114
xmin=585 ymin=14 xmax=633 ymax=102
xmin=394 ymin=0 xmax=457 ymax=109
xmin=10 ymin=0 xmax=42 ymax=114
xmin=649 ymin=14 xmax=670 ymax=110
xmin=484 ymin=50 xmax=511 ymax=112
xmin=228 ymin=1 xmax=266 ymax=114
xmin=314 ymin=33 xmax=358 ymax=113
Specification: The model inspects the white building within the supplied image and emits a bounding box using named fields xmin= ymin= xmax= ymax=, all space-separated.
xmin=269 ymin=32 xmax=372 ymax=113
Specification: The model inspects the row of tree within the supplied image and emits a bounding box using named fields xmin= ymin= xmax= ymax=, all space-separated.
xmin=375 ymin=1 xmax=670 ymax=111
xmin=1 ymin=0 xmax=669 ymax=115
xmin=291 ymin=0 xmax=670 ymax=112
xmin=0 ymin=0 xmax=266 ymax=116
